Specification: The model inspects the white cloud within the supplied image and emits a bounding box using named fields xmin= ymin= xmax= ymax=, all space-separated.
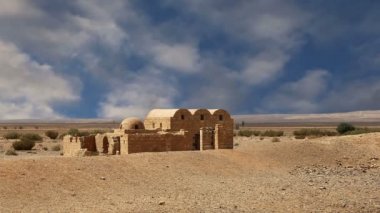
xmin=240 ymin=49 xmax=290 ymax=85
xmin=163 ymin=0 xmax=308 ymax=85
xmin=0 ymin=40 xmax=79 ymax=119
xmin=260 ymin=69 xmax=330 ymax=113
xmin=98 ymin=71 xmax=177 ymax=118
xmin=151 ymin=43 xmax=200 ymax=73
xmin=0 ymin=0 xmax=41 ymax=17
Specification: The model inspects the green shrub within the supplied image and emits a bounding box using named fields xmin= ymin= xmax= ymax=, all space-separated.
xmin=67 ymin=128 xmax=80 ymax=136
xmin=13 ymin=139 xmax=35 ymax=150
xmin=261 ymin=130 xmax=284 ymax=137
xmin=51 ymin=145 xmax=61 ymax=151
xmin=45 ymin=130 xmax=59 ymax=139
xmin=4 ymin=132 xmax=21 ymax=139
xmin=21 ymin=133 xmax=42 ymax=142
xmin=238 ymin=130 xmax=261 ymax=137
xmin=337 ymin=123 xmax=355 ymax=134
xmin=293 ymin=129 xmax=337 ymax=137
xmin=343 ymin=127 xmax=380 ymax=135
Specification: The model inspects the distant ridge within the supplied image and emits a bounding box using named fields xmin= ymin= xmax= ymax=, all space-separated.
xmin=0 ymin=118 xmax=119 ymax=124
xmin=2 ymin=110 xmax=380 ymax=124
xmin=233 ymin=110 xmax=380 ymax=124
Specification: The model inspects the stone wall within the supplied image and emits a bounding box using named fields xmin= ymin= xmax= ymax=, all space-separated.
xmin=63 ymin=135 xmax=98 ymax=156
xmin=215 ymin=124 xmax=233 ymax=149
xmin=125 ymin=130 xmax=194 ymax=154
xmin=200 ymin=127 xmax=215 ymax=150
xmin=144 ymin=118 xmax=171 ymax=130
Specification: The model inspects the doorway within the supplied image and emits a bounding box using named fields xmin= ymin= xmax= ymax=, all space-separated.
xmin=193 ymin=133 xmax=200 ymax=150
xmin=103 ymin=137 xmax=109 ymax=154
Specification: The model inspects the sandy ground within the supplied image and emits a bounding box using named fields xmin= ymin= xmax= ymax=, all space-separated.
xmin=0 ymin=134 xmax=379 ymax=212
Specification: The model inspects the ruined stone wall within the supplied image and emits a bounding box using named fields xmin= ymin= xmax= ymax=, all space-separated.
xmin=63 ymin=136 xmax=82 ymax=156
xmin=215 ymin=124 xmax=233 ymax=149
xmin=63 ymin=135 xmax=97 ymax=156
xmin=125 ymin=131 xmax=193 ymax=154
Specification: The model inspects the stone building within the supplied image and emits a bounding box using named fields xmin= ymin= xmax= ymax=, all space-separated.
xmin=63 ymin=108 xmax=234 ymax=156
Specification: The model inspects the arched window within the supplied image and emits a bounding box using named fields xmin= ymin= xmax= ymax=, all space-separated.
xmin=134 ymin=124 xmax=139 ymax=129
xmin=181 ymin=114 xmax=185 ymax=120
xmin=219 ymin=115 xmax=223 ymax=121
xmin=200 ymin=114 xmax=204 ymax=120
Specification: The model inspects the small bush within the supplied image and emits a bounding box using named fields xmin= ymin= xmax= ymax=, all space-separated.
xmin=42 ymin=147 xmax=48 ymax=151
xmin=238 ymin=130 xmax=261 ymax=137
xmin=21 ymin=133 xmax=42 ymax=142
xmin=272 ymin=137 xmax=280 ymax=142
xmin=293 ymin=129 xmax=337 ymax=138
xmin=261 ymin=130 xmax=284 ymax=137
xmin=13 ymin=139 xmax=35 ymax=150
xmin=343 ymin=127 xmax=380 ymax=135
xmin=51 ymin=145 xmax=61 ymax=151
xmin=3 ymin=126 xmax=7 ymax=130
xmin=45 ymin=130 xmax=59 ymax=139
xmin=238 ymin=130 xmax=253 ymax=137
xmin=337 ymin=123 xmax=355 ymax=134
xmin=5 ymin=149 xmax=17 ymax=156
xmin=4 ymin=132 xmax=21 ymax=139
xmin=67 ymin=128 xmax=80 ymax=136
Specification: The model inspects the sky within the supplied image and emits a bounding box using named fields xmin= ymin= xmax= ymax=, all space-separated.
xmin=0 ymin=0 xmax=380 ymax=119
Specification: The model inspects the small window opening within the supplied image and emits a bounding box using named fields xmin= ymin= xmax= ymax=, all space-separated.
xmin=181 ymin=114 xmax=185 ymax=120
xmin=153 ymin=123 xmax=155 ymax=128
xmin=200 ymin=114 xmax=204 ymax=120
xmin=219 ymin=115 xmax=223 ymax=121
xmin=134 ymin=124 xmax=139 ymax=129
xmin=160 ymin=123 xmax=163 ymax=128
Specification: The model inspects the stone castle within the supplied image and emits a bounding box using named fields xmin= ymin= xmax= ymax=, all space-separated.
xmin=63 ymin=108 xmax=234 ymax=156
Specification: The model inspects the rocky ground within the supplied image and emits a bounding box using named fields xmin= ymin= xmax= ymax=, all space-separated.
xmin=0 ymin=133 xmax=379 ymax=212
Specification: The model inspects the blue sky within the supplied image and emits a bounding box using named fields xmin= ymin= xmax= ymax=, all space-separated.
xmin=0 ymin=0 xmax=380 ymax=119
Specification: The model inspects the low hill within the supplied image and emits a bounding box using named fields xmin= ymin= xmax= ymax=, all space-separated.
xmin=233 ymin=110 xmax=380 ymax=124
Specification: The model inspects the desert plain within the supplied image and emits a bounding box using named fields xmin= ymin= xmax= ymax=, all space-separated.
xmin=0 ymin=119 xmax=379 ymax=212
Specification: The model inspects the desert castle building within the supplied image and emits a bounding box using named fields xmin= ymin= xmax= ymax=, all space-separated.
xmin=63 ymin=108 xmax=234 ymax=156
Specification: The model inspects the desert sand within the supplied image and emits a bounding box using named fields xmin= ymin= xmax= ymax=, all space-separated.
xmin=1 ymin=133 xmax=379 ymax=212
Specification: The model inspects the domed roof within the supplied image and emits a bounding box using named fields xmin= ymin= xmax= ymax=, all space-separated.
xmin=120 ymin=117 xmax=145 ymax=130
xmin=146 ymin=108 xmax=191 ymax=118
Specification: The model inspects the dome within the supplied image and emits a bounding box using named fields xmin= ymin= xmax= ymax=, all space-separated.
xmin=120 ymin=117 xmax=145 ymax=130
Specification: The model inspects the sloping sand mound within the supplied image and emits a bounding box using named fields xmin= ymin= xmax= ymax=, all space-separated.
xmin=1 ymin=134 xmax=379 ymax=212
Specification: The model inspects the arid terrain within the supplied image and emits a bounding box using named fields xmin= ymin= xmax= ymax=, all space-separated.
xmin=0 ymin=122 xmax=379 ymax=212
